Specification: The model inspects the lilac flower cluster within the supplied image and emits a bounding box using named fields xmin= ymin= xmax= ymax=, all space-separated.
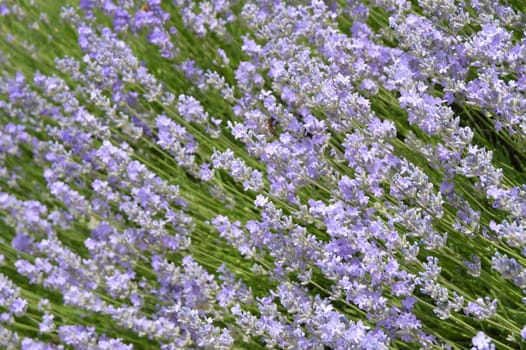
xmin=1 ymin=0 xmax=526 ymax=349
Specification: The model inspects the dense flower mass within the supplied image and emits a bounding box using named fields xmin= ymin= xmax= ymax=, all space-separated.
xmin=1 ymin=0 xmax=526 ymax=349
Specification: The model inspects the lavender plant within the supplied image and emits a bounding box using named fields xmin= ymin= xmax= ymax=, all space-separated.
xmin=1 ymin=0 xmax=526 ymax=349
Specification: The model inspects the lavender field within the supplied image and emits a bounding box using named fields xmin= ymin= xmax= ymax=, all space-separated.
xmin=1 ymin=0 xmax=526 ymax=349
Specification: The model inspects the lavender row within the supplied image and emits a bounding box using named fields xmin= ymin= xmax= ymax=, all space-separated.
xmin=1 ymin=0 xmax=526 ymax=349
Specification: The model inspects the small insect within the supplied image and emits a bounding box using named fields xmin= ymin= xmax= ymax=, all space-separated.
xmin=141 ymin=2 xmax=151 ymax=12
xmin=268 ymin=117 xmax=279 ymax=136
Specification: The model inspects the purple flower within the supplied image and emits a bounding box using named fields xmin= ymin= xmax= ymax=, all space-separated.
xmin=464 ymin=298 xmax=497 ymax=321
xmin=471 ymin=332 xmax=495 ymax=350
